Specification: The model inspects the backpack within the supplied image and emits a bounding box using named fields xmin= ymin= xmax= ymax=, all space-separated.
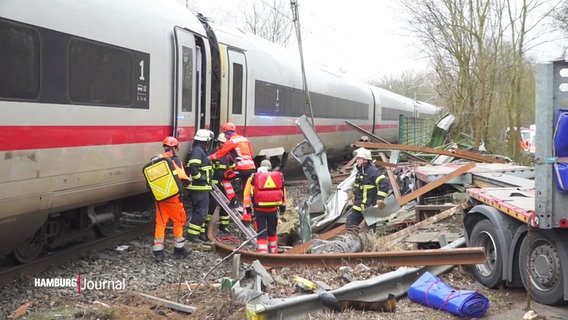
xmin=253 ymin=171 xmax=283 ymax=207
xmin=142 ymin=157 xmax=185 ymax=201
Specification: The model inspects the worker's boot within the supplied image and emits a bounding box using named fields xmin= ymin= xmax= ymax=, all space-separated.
xmin=218 ymin=225 xmax=229 ymax=234
xmin=199 ymin=233 xmax=209 ymax=243
xmin=228 ymin=197 xmax=238 ymax=209
xmin=187 ymin=234 xmax=204 ymax=243
xmin=153 ymin=250 xmax=165 ymax=262
xmin=173 ymin=247 xmax=192 ymax=258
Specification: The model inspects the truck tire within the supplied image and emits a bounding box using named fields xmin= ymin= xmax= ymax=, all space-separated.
xmin=470 ymin=219 xmax=502 ymax=288
xmin=519 ymin=231 xmax=564 ymax=305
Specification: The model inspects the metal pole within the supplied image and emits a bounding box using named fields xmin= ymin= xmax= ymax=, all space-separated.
xmin=290 ymin=0 xmax=315 ymax=127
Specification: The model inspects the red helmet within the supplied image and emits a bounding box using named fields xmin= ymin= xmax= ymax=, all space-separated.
xmin=162 ymin=136 xmax=179 ymax=147
xmin=221 ymin=122 xmax=236 ymax=133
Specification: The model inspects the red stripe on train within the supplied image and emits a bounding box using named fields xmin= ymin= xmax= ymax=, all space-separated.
xmin=0 ymin=123 xmax=397 ymax=151
xmin=243 ymin=123 xmax=397 ymax=137
xmin=0 ymin=125 xmax=176 ymax=151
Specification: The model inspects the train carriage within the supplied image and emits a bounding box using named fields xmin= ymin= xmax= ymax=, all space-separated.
xmin=0 ymin=0 xmax=440 ymax=262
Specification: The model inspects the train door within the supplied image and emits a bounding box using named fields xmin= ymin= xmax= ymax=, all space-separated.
xmin=226 ymin=49 xmax=248 ymax=134
xmin=173 ymin=26 xmax=200 ymax=140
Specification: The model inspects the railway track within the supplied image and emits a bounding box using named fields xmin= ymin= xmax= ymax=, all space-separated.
xmin=205 ymin=210 xmax=486 ymax=268
xmin=0 ymin=223 xmax=153 ymax=284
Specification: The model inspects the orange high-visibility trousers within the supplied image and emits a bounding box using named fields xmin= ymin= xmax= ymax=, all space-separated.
xmin=154 ymin=196 xmax=186 ymax=240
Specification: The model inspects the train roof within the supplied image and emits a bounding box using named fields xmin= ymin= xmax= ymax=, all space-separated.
xmin=209 ymin=22 xmax=373 ymax=103
xmin=0 ymin=0 xmax=207 ymax=49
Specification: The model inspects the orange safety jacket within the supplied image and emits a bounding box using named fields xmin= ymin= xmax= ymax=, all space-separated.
xmin=210 ymin=133 xmax=255 ymax=170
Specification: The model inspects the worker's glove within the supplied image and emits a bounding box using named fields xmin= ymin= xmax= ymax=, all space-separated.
xmin=208 ymin=154 xmax=214 ymax=161
xmin=224 ymin=169 xmax=236 ymax=179
xmin=376 ymin=199 xmax=385 ymax=209
xmin=279 ymin=205 xmax=287 ymax=213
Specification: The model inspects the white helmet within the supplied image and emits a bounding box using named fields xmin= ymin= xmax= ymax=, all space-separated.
xmin=260 ymin=159 xmax=272 ymax=169
xmin=194 ymin=129 xmax=213 ymax=142
xmin=217 ymin=133 xmax=226 ymax=143
xmin=353 ymin=147 xmax=373 ymax=160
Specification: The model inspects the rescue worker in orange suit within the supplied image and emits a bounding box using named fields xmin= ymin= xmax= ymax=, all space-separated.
xmin=345 ymin=148 xmax=390 ymax=228
xmin=186 ymin=129 xmax=214 ymax=243
xmin=209 ymin=122 xmax=256 ymax=223
xmin=207 ymin=133 xmax=234 ymax=233
xmin=152 ymin=136 xmax=192 ymax=262
xmin=243 ymin=160 xmax=287 ymax=254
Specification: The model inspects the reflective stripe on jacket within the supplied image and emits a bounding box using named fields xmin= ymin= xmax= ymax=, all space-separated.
xmin=186 ymin=144 xmax=212 ymax=191
xmin=352 ymin=162 xmax=389 ymax=212
xmin=210 ymin=133 xmax=255 ymax=170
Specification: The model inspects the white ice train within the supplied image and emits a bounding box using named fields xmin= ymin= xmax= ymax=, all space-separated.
xmin=0 ymin=0 xmax=440 ymax=262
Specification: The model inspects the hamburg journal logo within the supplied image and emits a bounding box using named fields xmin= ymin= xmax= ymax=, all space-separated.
xmin=34 ymin=274 xmax=126 ymax=293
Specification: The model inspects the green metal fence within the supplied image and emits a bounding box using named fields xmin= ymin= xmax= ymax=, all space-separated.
xmin=399 ymin=115 xmax=436 ymax=147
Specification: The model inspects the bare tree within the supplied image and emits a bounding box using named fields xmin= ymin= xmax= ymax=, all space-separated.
xmin=401 ymin=0 xmax=543 ymax=160
xmin=372 ymin=70 xmax=443 ymax=106
xmin=551 ymin=0 xmax=568 ymax=32
xmin=242 ymin=0 xmax=294 ymax=47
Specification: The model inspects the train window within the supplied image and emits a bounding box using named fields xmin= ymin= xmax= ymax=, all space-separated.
xmin=254 ymin=80 xmax=368 ymax=119
xmin=0 ymin=20 xmax=40 ymax=100
xmin=182 ymin=46 xmax=193 ymax=112
xmin=232 ymin=63 xmax=244 ymax=114
xmin=69 ymin=39 xmax=132 ymax=106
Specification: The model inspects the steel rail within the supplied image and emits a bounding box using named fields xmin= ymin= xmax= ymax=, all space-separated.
xmin=211 ymin=240 xmax=485 ymax=267
xmin=207 ymin=215 xmax=485 ymax=267
xmin=0 ymin=223 xmax=154 ymax=284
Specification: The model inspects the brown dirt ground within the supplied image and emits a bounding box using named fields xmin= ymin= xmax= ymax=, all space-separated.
xmin=50 ymin=265 xmax=560 ymax=320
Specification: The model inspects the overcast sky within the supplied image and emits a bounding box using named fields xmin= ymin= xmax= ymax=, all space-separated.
xmin=188 ymin=0 xmax=568 ymax=82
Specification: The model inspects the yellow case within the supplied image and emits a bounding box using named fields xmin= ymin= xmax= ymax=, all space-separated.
xmin=143 ymin=157 xmax=182 ymax=201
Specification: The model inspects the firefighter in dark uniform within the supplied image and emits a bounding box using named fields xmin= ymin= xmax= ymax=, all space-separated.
xmin=345 ymin=148 xmax=390 ymax=228
xmin=209 ymin=122 xmax=256 ymax=222
xmin=186 ymin=129 xmax=214 ymax=243
xmin=152 ymin=136 xmax=192 ymax=261
xmin=207 ymin=133 xmax=234 ymax=233
xmin=243 ymin=160 xmax=287 ymax=254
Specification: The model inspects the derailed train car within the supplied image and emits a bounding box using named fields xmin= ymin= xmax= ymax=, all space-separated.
xmin=0 ymin=0 xmax=440 ymax=262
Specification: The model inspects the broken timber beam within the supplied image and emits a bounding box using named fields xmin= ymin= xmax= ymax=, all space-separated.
xmin=135 ymin=292 xmax=196 ymax=313
xmin=345 ymin=120 xmax=426 ymax=163
xmin=283 ymin=224 xmax=346 ymax=254
xmin=396 ymin=162 xmax=476 ymax=206
xmin=382 ymin=202 xmax=470 ymax=245
xmin=379 ymin=152 xmax=402 ymax=200
xmin=353 ymin=141 xmax=505 ymax=163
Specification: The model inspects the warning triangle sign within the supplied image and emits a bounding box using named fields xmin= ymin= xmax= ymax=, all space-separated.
xmin=263 ymin=175 xmax=277 ymax=189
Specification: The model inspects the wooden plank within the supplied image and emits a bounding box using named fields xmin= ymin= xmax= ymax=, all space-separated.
xmin=396 ymin=162 xmax=476 ymax=206
xmin=344 ymin=120 xmax=426 ymax=162
xmin=373 ymin=160 xmax=399 ymax=168
xmin=379 ymin=152 xmax=401 ymax=200
xmin=135 ymin=292 xmax=196 ymax=313
xmin=404 ymin=232 xmax=459 ymax=243
xmin=283 ymin=225 xmax=346 ymax=254
xmin=382 ymin=202 xmax=470 ymax=244
xmin=339 ymin=156 xmax=357 ymax=173
xmin=353 ymin=142 xmax=505 ymax=163
xmin=415 ymin=204 xmax=455 ymax=222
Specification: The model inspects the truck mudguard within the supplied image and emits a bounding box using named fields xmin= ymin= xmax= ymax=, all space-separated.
xmin=143 ymin=157 xmax=185 ymax=201
xmin=553 ymin=109 xmax=568 ymax=193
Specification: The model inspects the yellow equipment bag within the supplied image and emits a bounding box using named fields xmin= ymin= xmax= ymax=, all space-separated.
xmin=143 ymin=157 xmax=185 ymax=201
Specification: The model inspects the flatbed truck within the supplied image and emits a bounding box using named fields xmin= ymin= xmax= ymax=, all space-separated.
xmin=464 ymin=59 xmax=568 ymax=305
